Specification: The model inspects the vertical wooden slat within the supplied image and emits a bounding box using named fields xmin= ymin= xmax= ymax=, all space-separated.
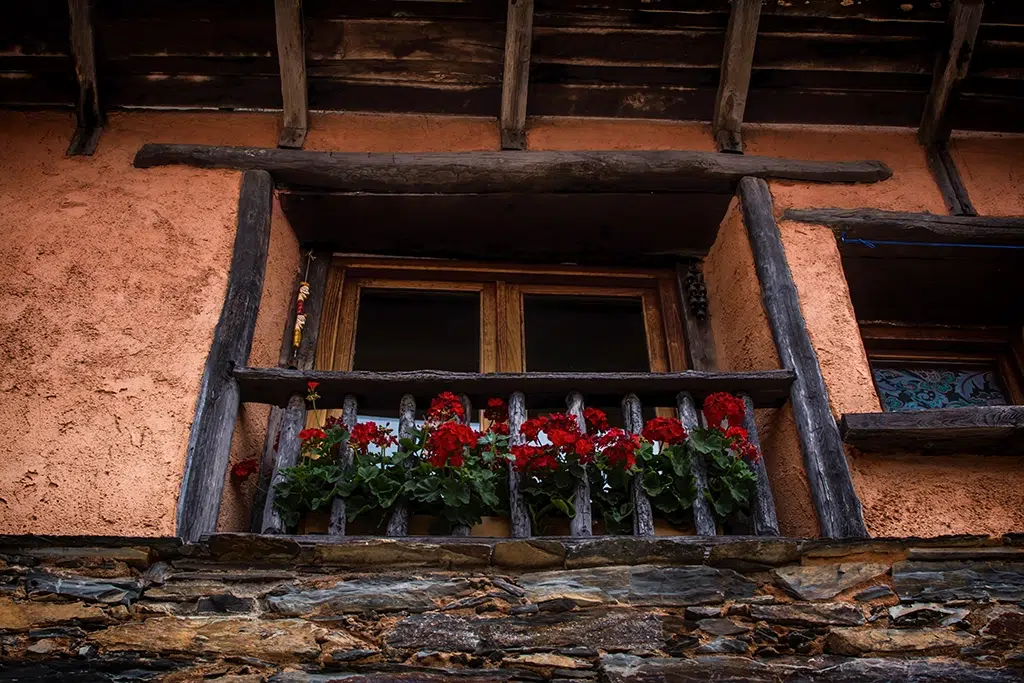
xmin=386 ymin=394 xmax=417 ymax=536
xmin=507 ymin=391 xmax=531 ymax=538
xmin=622 ymin=393 xmax=654 ymax=537
xmin=926 ymin=143 xmax=977 ymax=216
xmin=740 ymin=393 xmax=780 ymax=537
xmin=66 ymin=0 xmax=102 ymax=155
xmin=177 ymin=171 xmax=272 ymax=543
xmin=738 ymin=176 xmax=868 ymax=539
xmin=275 ymin=0 xmax=308 ymax=149
xmin=676 ymin=262 xmax=718 ymax=372
xmin=713 ymin=0 xmax=762 ymax=153
xmin=500 ymin=0 xmax=534 ymax=150
xmin=678 ymin=392 xmax=717 ymax=537
xmin=328 ymin=394 xmax=358 ymax=536
xmin=566 ymin=391 xmax=592 ymax=537
xmin=450 ymin=395 xmax=474 ymax=537
xmin=919 ymin=0 xmax=984 ymax=148
xmin=260 ymin=394 xmax=306 ymax=534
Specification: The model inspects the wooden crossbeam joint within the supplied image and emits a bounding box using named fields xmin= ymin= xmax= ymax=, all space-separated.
xmin=925 ymin=143 xmax=977 ymax=216
xmin=275 ymin=0 xmax=308 ymax=149
xmin=919 ymin=0 xmax=984 ymax=147
xmin=713 ymin=0 xmax=762 ymax=154
xmin=66 ymin=0 xmax=103 ymax=156
xmin=500 ymin=0 xmax=535 ymax=150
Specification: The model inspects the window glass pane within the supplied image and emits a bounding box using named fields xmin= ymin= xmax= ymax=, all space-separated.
xmin=873 ymin=365 xmax=1009 ymax=412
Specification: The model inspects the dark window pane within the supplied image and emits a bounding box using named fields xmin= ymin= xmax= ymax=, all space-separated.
xmin=873 ymin=365 xmax=1009 ymax=412
xmin=353 ymin=289 xmax=480 ymax=372
xmin=523 ymin=295 xmax=650 ymax=372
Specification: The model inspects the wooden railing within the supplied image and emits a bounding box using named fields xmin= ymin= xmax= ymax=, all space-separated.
xmin=237 ymin=367 xmax=793 ymax=539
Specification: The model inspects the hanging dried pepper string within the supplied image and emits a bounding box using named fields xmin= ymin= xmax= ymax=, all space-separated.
xmin=292 ymin=253 xmax=315 ymax=355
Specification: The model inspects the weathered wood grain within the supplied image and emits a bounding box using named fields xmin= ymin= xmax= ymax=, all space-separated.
xmin=275 ymin=0 xmax=308 ymax=148
xmin=919 ymin=0 xmax=984 ymax=146
xmin=678 ymin=392 xmax=716 ymax=537
xmin=567 ymin=391 xmax=592 ymax=538
xmin=507 ymin=392 xmax=531 ymax=538
xmin=675 ymin=262 xmax=718 ymax=372
xmin=328 ymin=394 xmax=359 ymax=536
xmin=739 ymin=176 xmax=868 ymax=539
xmin=133 ymin=145 xmax=894 ymax=192
xmin=842 ymin=406 xmax=1024 ymax=455
xmin=622 ymin=393 xmax=654 ymax=537
xmin=926 ymin=143 xmax=978 ymax=217
xmin=177 ymin=170 xmax=273 ymax=543
xmin=66 ymin=0 xmax=102 ymax=155
xmin=386 ymin=395 xmax=417 ymax=536
xmin=783 ymin=207 xmax=1024 ymax=245
xmin=713 ymin=0 xmax=761 ymax=153
xmin=500 ymin=0 xmax=534 ymax=150
xmin=740 ymin=394 xmax=779 ymax=537
xmin=260 ymin=393 xmax=307 ymax=534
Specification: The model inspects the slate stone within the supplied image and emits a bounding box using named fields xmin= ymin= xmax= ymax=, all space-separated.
xmin=975 ymin=605 xmax=1024 ymax=639
xmin=707 ymin=539 xmax=801 ymax=568
xmin=265 ymin=576 xmax=474 ymax=615
xmin=773 ymin=563 xmax=889 ymax=601
xmin=386 ymin=613 xmax=482 ymax=652
xmin=492 ymin=540 xmax=565 ymax=569
xmin=25 ymin=571 xmax=142 ymax=606
xmin=893 ymin=561 xmax=1024 ymax=603
xmin=206 ymin=533 xmax=302 ymax=561
xmin=888 ymin=603 xmax=969 ymax=628
xmin=685 ymin=606 xmax=722 ymax=620
xmin=696 ymin=618 xmax=750 ymax=636
xmin=854 ymin=585 xmax=894 ymax=602
xmin=270 ymin=667 xmax=522 ymax=682
xmin=564 ymin=538 xmax=705 ymax=568
xmin=825 ymin=627 xmax=974 ymax=656
xmin=600 ymin=654 xmax=1024 ymax=682
xmin=750 ymin=602 xmax=864 ymax=627
xmin=312 ymin=540 xmax=491 ymax=567
xmin=0 ymin=598 xmax=109 ymax=633
xmin=695 ymin=637 xmax=749 ymax=654
xmin=195 ymin=593 xmax=256 ymax=614
xmin=484 ymin=610 xmax=664 ymax=652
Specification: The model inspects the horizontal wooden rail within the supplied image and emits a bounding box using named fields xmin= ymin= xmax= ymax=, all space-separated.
xmin=783 ymin=208 xmax=1024 ymax=246
xmin=233 ymin=368 xmax=795 ymax=411
xmin=841 ymin=406 xmax=1024 ymax=456
xmin=134 ymin=145 xmax=893 ymax=194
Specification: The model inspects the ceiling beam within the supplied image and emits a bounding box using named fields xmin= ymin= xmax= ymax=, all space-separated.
xmin=919 ymin=0 xmax=984 ymax=147
xmin=66 ymin=0 xmax=102 ymax=156
xmin=784 ymin=207 xmax=1023 ymax=244
xmin=274 ymin=0 xmax=308 ymax=149
xmin=499 ymin=0 xmax=534 ymax=150
xmin=713 ymin=0 xmax=762 ymax=154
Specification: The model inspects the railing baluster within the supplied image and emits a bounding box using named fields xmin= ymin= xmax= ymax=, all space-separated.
xmin=507 ymin=392 xmax=531 ymax=538
xmin=450 ymin=394 xmax=474 ymax=537
xmin=328 ymin=394 xmax=358 ymax=536
xmin=566 ymin=391 xmax=593 ymax=537
xmin=386 ymin=394 xmax=417 ymax=536
xmin=740 ymin=393 xmax=780 ymax=536
xmin=622 ymin=393 xmax=655 ymax=537
xmin=678 ymin=392 xmax=717 ymax=536
xmin=261 ymin=393 xmax=306 ymax=534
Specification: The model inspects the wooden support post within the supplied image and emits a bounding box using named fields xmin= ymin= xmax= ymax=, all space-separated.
xmin=738 ymin=176 xmax=868 ymax=539
xmin=177 ymin=170 xmax=273 ymax=543
xmin=507 ymin=392 xmax=531 ymax=538
xmin=926 ymin=143 xmax=977 ymax=216
xmin=740 ymin=393 xmax=779 ymax=536
xmin=275 ymin=0 xmax=308 ymax=149
xmin=450 ymin=395 xmax=475 ymax=537
xmin=919 ymin=0 xmax=984 ymax=148
xmin=676 ymin=262 xmax=718 ymax=372
xmin=713 ymin=0 xmax=761 ymax=154
xmin=260 ymin=394 xmax=306 ymax=534
xmin=622 ymin=393 xmax=654 ymax=537
xmin=386 ymin=395 xmax=417 ymax=536
xmin=328 ymin=394 xmax=358 ymax=536
xmin=566 ymin=391 xmax=592 ymax=537
xmin=678 ymin=392 xmax=717 ymax=536
xmin=66 ymin=0 xmax=102 ymax=155
xmin=500 ymin=0 xmax=534 ymax=150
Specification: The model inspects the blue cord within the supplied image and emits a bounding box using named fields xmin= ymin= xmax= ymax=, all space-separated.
xmin=840 ymin=232 xmax=1024 ymax=250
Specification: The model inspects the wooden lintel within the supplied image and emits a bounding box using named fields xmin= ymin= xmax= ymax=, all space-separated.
xmin=919 ymin=0 xmax=984 ymax=147
xmin=177 ymin=170 xmax=273 ymax=543
xmin=66 ymin=0 xmax=102 ymax=156
xmin=500 ymin=0 xmax=534 ymax=150
xmin=739 ymin=177 xmax=868 ymax=539
xmin=926 ymin=143 xmax=977 ymax=216
xmin=842 ymin=406 xmax=1024 ymax=455
xmin=783 ymin=207 xmax=1024 ymax=245
xmin=134 ymin=145 xmax=893 ymax=193
xmin=713 ymin=0 xmax=762 ymax=154
xmin=275 ymin=0 xmax=308 ymax=149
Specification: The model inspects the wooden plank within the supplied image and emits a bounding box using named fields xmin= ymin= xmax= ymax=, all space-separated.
xmin=328 ymin=394 xmax=358 ymax=535
xmin=66 ymin=0 xmax=102 ymax=155
xmin=841 ymin=406 xmax=1024 ymax=455
xmin=622 ymin=393 xmax=654 ymax=537
xmin=740 ymin=393 xmax=779 ymax=537
xmin=678 ymin=392 xmax=716 ymax=537
xmin=500 ymin=0 xmax=534 ymax=150
xmin=259 ymin=394 xmax=306 ymax=534
xmin=177 ymin=170 xmax=273 ymax=543
xmin=919 ymin=0 xmax=985 ymax=147
xmin=133 ymin=145 xmax=894 ymax=192
xmin=738 ymin=176 xmax=868 ymax=539
xmin=929 ymin=143 xmax=978 ymax=216
xmin=566 ymin=391 xmax=592 ymax=537
xmin=507 ymin=391 xmax=531 ymax=538
xmin=233 ymin=367 xmax=795 ymax=410
xmin=783 ymin=207 xmax=1024 ymax=245
xmin=675 ymin=262 xmax=718 ymax=372
xmin=275 ymin=0 xmax=308 ymax=149
xmin=386 ymin=395 xmax=417 ymax=536
xmin=713 ymin=0 xmax=761 ymax=153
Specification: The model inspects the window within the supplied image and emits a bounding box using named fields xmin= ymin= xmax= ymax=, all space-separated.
xmin=861 ymin=324 xmax=1024 ymax=413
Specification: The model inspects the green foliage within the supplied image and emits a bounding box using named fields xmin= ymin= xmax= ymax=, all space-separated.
xmin=635 ymin=440 xmax=697 ymax=529
xmin=519 ymin=467 xmax=580 ymax=534
xmin=687 ymin=427 xmax=758 ymax=522
xmin=273 ymin=459 xmax=344 ymax=530
xmin=590 ymin=465 xmax=633 ymax=535
xmin=336 ymin=443 xmax=410 ymax=525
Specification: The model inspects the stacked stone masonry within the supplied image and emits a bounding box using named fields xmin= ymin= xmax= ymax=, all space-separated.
xmin=1 ymin=534 xmax=1023 ymax=681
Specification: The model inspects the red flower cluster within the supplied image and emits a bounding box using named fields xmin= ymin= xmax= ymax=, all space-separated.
xmin=425 ymin=421 xmax=478 ymax=468
xmin=298 ymin=428 xmax=326 ymax=442
xmin=515 ymin=412 xmax=595 ymax=472
xmin=230 ymin=458 xmax=259 ymax=480
xmin=511 ymin=444 xmax=558 ymax=472
xmin=703 ymin=392 xmax=746 ymax=429
xmin=484 ymin=397 xmax=508 ymax=423
xmin=426 ymin=392 xmax=465 ymax=423
xmin=641 ymin=416 xmax=688 ymax=445
xmin=349 ymin=422 xmax=396 ymax=452
xmin=598 ymin=429 xmax=640 ymax=470
xmin=306 ymin=381 xmax=320 ymax=403
xmin=583 ymin=407 xmax=609 ymax=433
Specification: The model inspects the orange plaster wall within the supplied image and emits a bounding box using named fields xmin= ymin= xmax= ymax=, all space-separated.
xmin=950 ymin=135 xmax=1024 ymax=216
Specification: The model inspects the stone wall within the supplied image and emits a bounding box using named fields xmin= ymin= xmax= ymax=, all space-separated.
xmin=1 ymin=535 xmax=1023 ymax=682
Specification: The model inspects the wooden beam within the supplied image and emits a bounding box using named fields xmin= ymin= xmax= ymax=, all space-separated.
xmin=66 ymin=0 xmax=102 ymax=156
xmin=678 ymin=392 xmax=716 ymax=536
xmin=675 ymin=262 xmax=718 ymax=371
xmin=274 ymin=0 xmax=308 ymax=149
xmin=740 ymin=393 xmax=779 ymax=537
xmin=177 ymin=170 xmax=273 ymax=543
xmin=507 ymin=392 xmax=532 ymax=538
xmin=713 ymin=0 xmax=762 ymax=153
xmin=919 ymin=0 xmax=984 ymax=147
xmin=926 ymin=143 xmax=977 ymax=216
xmin=783 ymin=207 xmax=1024 ymax=245
xmin=232 ymin=367 xmax=796 ymax=411
xmin=622 ymin=393 xmax=654 ymax=537
xmin=841 ymin=406 xmax=1024 ymax=456
xmin=500 ymin=0 xmax=534 ymax=150
xmin=567 ymin=391 xmax=593 ymax=537
xmin=738 ymin=177 xmax=868 ymax=539
xmin=134 ymin=145 xmax=894 ymax=193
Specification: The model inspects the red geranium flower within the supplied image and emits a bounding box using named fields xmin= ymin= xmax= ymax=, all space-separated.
xmin=350 ymin=422 xmax=396 ymax=452
xmin=520 ymin=416 xmax=548 ymax=442
xmin=573 ymin=437 xmax=596 ymax=464
xmin=641 ymin=416 xmax=688 ymax=445
xmin=724 ymin=425 xmax=749 ymax=442
xmin=583 ymin=407 xmax=609 ymax=433
xmin=298 ymin=428 xmax=326 ymax=442
xmin=425 ymin=421 xmax=478 ymax=468
xmin=597 ymin=428 xmax=640 ymax=471
xmin=488 ymin=421 xmax=510 ymax=436
xmin=426 ymin=392 xmax=466 ymax=423
xmin=307 ymin=381 xmax=319 ymax=391
xmin=484 ymin=397 xmax=508 ymax=423
xmin=230 ymin=458 xmax=259 ymax=480
xmin=703 ymin=392 xmax=746 ymax=430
